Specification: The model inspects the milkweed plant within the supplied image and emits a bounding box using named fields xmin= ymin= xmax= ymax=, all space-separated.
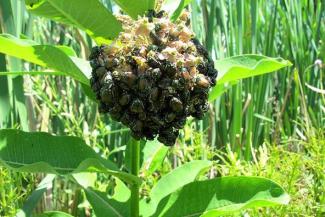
xmin=0 ymin=0 xmax=292 ymax=216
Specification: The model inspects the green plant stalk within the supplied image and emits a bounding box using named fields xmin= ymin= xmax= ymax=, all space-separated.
xmin=130 ymin=138 xmax=140 ymax=217
xmin=0 ymin=21 xmax=11 ymax=128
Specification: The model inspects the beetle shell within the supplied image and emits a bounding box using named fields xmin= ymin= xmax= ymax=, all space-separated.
xmin=130 ymin=99 xmax=144 ymax=113
xmin=170 ymin=97 xmax=183 ymax=113
xmin=119 ymin=94 xmax=131 ymax=106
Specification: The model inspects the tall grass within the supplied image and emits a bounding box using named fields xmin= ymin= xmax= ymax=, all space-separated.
xmin=191 ymin=0 xmax=324 ymax=157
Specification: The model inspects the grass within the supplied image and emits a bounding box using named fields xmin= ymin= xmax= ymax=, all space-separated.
xmin=0 ymin=170 xmax=35 ymax=217
xmin=0 ymin=0 xmax=324 ymax=216
xmin=226 ymin=130 xmax=325 ymax=216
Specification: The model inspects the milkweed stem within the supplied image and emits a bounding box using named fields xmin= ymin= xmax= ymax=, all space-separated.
xmin=130 ymin=138 xmax=140 ymax=217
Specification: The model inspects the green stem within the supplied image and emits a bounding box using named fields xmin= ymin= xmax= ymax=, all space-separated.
xmin=130 ymin=138 xmax=140 ymax=217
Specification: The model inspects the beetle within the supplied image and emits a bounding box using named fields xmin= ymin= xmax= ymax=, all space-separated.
xmin=130 ymin=99 xmax=145 ymax=113
xmin=158 ymin=128 xmax=179 ymax=146
xmin=165 ymin=113 xmax=176 ymax=123
xmin=169 ymin=97 xmax=183 ymax=113
xmin=119 ymin=93 xmax=131 ymax=106
xmin=95 ymin=66 xmax=107 ymax=79
xmin=147 ymin=57 xmax=161 ymax=68
xmin=148 ymin=68 xmax=162 ymax=81
xmin=131 ymin=120 xmax=143 ymax=132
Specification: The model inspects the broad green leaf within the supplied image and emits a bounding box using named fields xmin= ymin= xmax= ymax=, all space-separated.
xmin=148 ymin=0 xmax=156 ymax=10
xmin=215 ymin=55 xmax=292 ymax=84
xmin=209 ymin=55 xmax=292 ymax=101
xmin=0 ymin=34 xmax=89 ymax=85
xmin=0 ymin=129 xmax=140 ymax=184
xmin=113 ymin=0 xmax=155 ymax=19
xmin=112 ymin=178 xmax=131 ymax=202
xmin=16 ymin=174 xmax=56 ymax=217
xmin=72 ymin=172 xmax=97 ymax=188
xmin=208 ymin=81 xmax=238 ymax=101
xmin=57 ymin=45 xmax=77 ymax=57
xmin=25 ymin=0 xmax=123 ymax=44
xmin=151 ymin=176 xmax=290 ymax=217
xmin=140 ymin=160 xmax=213 ymax=216
xmin=35 ymin=211 xmax=73 ymax=217
xmin=70 ymin=56 xmax=92 ymax=78
xmin=73 ymin=175 xmax=130 ymax=217
xmin=81 ymin=83 xmax=97 ymax=102
xmin=84 ymin=188 xmax=130 ymax=217
xmin=140 ymin=139 xmax=168 ymax=176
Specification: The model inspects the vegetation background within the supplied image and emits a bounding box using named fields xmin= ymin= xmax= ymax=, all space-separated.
xmin=0 ymin=0 xmax=324 ymax=216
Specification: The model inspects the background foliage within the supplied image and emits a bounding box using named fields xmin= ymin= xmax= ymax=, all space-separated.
xmin=0 ymin=0 xmax=324 ymax=216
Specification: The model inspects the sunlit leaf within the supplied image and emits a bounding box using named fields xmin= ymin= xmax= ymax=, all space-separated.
xmin=25 ymin=0 xmax=122 ymax=44
xmin=140 ymin=160 xmax=212 ymax=216
xmin=215 ymin=55 xmax=292 ymax=84
xmin=113 ymin=0 xmax=155 ymax=19
xmin=140 ymin=139 xmax=168 ymax=176
xmin=0 ymin=129 xmax=140 ymax=184
xmin=151 ymin=176 xmax=290 ymax=217
xmin=209 ymin=55 xmax=292 ymax=101
xmin=208 ymin=81 xmax=238 ymax=101
xmin=84 ymin=187 xmax=130 ymax=217
xmin=112 ymin=178 xmax=131 ymax=202
xmin=0 ymin=34 xmax=89 ymax=85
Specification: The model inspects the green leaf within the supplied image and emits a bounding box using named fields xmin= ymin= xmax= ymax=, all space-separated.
xmin=148 ymin=0 xmax=156 ymax=10
xmin=140 ymin=160 xmax=212 ymax=216
xmin=0 ymin=34 xmax=89 ymax=85
xmin=208 ymin=81 xmax=238 ymax=102
xmin=0 ymin=129 xmax=140 ymax=185
xmin=151 ymin=176 xmax=290 ymax=217
xmin=56 ymin=45 xmax=77 ymax=57
xmin=215 ymin=55 xmax=292 ymax=84
xmin=111 ymin=178 xmax=131 ymax=202
xmin=73 ymin=175 xmax=130 ymax=217
xmin=209 ymin=55 xmax=292 ymax=101
xmin=72 ymin=172 xmax=97 ymax=188
xmin=16 ymin=174 xmax=56 ymax=217
xmin=140 ymin=139 xmax=168 ymax=176
xmin=0 ymin=55 xmax=11 ymax=128
xmin=112 ymin=0 xmax=155 ymax=19
xmin=84 ymin=188 xmax=130 ymax=217
xmin=35 ymin=211 xmax=74 ymax=217
xmin=25 ymin=0 xmax=123 ymax=44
